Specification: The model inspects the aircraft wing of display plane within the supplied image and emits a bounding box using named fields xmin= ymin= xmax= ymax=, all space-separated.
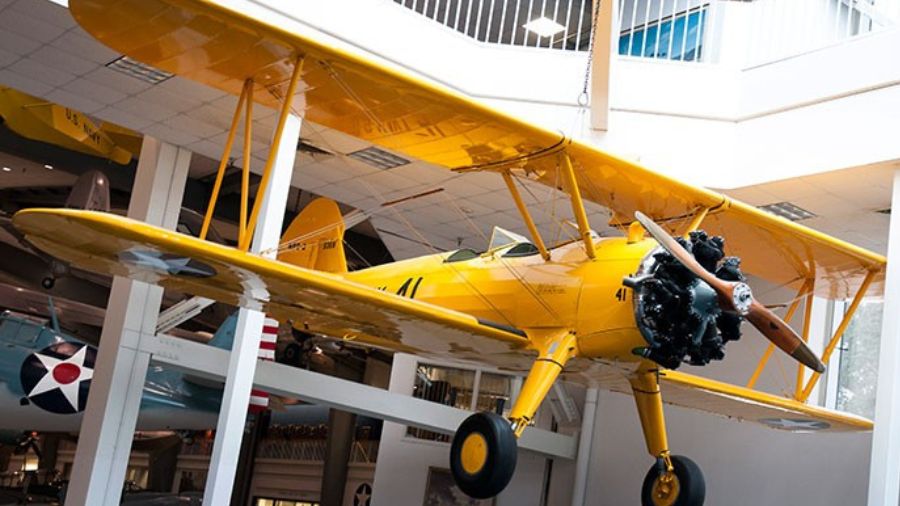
xmin=11 ymin=0 xmax=886 ymax=503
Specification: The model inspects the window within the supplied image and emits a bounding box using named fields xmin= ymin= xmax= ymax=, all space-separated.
xmin=619 ymin=8 xmax=707 ymax=61
xmin=502 ymin=243 xmax=540 ymax=258
xmin=445 ymin=249 xmax=479 ymax=263
xmin=474 ymin=372 xmax=512 ymax=415
xmin=836 ymin=299 xmax=883 ymax=419
xmin=407 ymin=364 xmax=514 ymax=442
xmin=407 ymin=365 xmax=476 ymax=442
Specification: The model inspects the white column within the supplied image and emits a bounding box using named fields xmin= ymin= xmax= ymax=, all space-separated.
xmin=571 ymin=387 xmax=598 ymax=506
xmin=867 ymin=170 xmax=900 ymax=506
xmin=65 ymin=138 xmax=191 ymax=506
xmin=590 ymin=0 xmax=618 ymax=131
xmin=202 ymin=113 xmax=301 ymax=506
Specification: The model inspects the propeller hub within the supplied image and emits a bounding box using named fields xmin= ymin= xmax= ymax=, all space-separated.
xmin=731 ymin=282 xmax=753 ymax=315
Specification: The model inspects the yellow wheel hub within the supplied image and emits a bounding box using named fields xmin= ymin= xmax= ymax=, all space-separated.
xmin=651 ymin=472 xmax=681 ymax=506
xmin=460 ymin=432 xmax=489 ymax=475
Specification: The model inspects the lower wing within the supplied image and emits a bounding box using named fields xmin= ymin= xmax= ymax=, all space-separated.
xmin=565 ymin=360 xmax=871 ymax=433
xmin=12 ymin=209 xmax=531 ymax=367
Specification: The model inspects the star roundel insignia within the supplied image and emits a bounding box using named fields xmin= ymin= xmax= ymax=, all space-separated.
xmin=19 ymin=342 xmax=97 ymax=414
xmin=759 ymin=418 xmax=830 ymax=431
xmin=353 ymin=483 xmax=372 ymax=506
xmin=119 ymin=249 xmax=216 ymax=278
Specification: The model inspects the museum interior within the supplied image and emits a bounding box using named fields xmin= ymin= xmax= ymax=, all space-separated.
xmin=0 ymin=0 xmax=899 ymax=505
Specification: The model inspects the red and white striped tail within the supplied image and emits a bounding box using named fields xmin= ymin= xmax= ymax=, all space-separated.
xmin=249 ymin=315 xmax=279 ymax=414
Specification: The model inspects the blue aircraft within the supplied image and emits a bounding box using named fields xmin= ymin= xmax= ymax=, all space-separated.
xmin=0 ymin=309 xmax=230 ymax=432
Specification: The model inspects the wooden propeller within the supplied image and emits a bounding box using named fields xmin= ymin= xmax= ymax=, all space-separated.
xmin=634 ymin=212 xmax=825 ymax=373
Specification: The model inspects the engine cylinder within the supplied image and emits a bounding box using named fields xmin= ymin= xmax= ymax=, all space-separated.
xmin=629 ymin=231 xmax=745 ymax=369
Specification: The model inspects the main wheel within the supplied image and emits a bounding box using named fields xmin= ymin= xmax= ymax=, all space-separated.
xmin=449 ymin=412 xmax=517 ymax=499
xmin=641 ymin=455 xmax=705 ymax=506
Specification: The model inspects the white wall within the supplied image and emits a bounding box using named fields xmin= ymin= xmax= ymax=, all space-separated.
xmin=371 ymin=353 xmax=574 ymax=506
xmin=257 ymin=0 xmax=900 ymax=191
xmin=586 ymin=390 xmax=871 ymax=506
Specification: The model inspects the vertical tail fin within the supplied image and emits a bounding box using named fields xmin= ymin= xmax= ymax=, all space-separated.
xmin=64 ymin=170 xmax=110 ymax=211
xmin=278 ymin=198 xmax=348 ymax=274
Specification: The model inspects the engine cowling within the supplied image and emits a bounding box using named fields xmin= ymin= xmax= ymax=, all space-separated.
xmin=626 ymin=231 xmax=745 ymax=369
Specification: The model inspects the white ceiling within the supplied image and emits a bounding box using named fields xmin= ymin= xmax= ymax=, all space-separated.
xmin=718 ymin=160 xmax=898 ymax=256
xmin=0 ymin=0 xmax=892 ymax=261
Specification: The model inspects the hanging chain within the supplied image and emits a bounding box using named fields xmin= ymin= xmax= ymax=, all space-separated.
xmin=578 ymin=0 xmax=602 ymax=107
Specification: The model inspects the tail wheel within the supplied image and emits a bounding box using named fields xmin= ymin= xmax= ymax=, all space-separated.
xmin=450 ymin=412 xmax=517 ymax=499
xmin=641 ymin=455 xmax=705 ymax=506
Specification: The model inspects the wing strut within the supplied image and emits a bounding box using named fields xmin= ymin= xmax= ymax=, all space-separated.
xmin=745 ymin=278 xmax=812 ymax=389
xmin=794 ymin=280 xmax=816 ymax=397
xmin=198 ymin=56 xmax=306 ymax=251
xmin=200 ymin=78 xmax=250 ymax=241
xmin=681 ymin=206 xmax=710 ymax=238
xmin=502 ymin=172 xmax=550 ymax=261
xmin=797 ymin=269 xmax=876 ymax=402
xmin=560 ymin=154 xmax=596 ymax=259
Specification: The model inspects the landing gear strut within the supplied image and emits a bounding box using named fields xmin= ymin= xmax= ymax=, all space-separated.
xmin=631 ymin=366 xmax=706 ymax=505
xmin=450 ymin=330 xmax=578 ymax=499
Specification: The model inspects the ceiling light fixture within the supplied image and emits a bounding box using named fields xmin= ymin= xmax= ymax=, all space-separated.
xmin=2 ymin=167 xmax=11 ymax=172
xmin=523 ymin=17 xmax=566 ymax=38
xmin=758 ymin=202 xmax=816 ymax=221
xmin=106 ymin=55 xmax=173 ymax=84
xmin=44 ymin=164 xmax=53 ymax=170
xmin=348 ymin=147 xmax=409 ymax=170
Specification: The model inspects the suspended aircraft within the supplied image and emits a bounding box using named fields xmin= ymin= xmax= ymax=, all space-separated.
xmin=0 ymin=86 xmax=138 ymax=166
xmin=0 ymin=307 xmax=368 ymax=432
xmin=11 ymin=0 xmax=886 ymax=504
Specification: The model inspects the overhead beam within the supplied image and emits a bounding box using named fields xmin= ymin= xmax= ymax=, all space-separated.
xmin=145 ymin=333 xmax=577 ymax=460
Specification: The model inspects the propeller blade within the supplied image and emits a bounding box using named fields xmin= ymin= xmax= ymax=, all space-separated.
xmin=633 ymin=212 xmax=726 ymax=291
xmin=746 ymin=300 xmax=825 ymax=373
xmin=634 ymin=211 xmax=825 ymax=373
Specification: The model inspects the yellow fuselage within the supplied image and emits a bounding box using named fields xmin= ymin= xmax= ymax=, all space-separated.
xmin=346 ymin=237 xmax=658 ymax=362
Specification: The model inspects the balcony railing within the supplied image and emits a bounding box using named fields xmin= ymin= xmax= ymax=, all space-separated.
xmin=392 ymin=0 xmax=595 ymax=50
xmin=393 ymin=0 xmax=893 ymax=64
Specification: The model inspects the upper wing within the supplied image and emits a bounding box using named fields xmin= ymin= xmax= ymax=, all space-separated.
xmin=12 ymin=209 xmax=532 ymax=367
xmin=564 ymin=360 xmax=872 ymax=432
xmin=68 ymin=0 xmax=885 ymax=299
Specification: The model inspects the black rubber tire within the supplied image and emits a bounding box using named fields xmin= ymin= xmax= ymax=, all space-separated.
xmin=449 ymin=412 xmax=517 ymax=499
xmin=641 ymin=455 xmax=705 ymax=506
xmin=41 ymin=277 xmax=55 ymax=290
xmin=281 ymin=343 xmax=303 ymax=367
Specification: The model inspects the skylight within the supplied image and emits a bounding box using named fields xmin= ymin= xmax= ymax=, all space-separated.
xmin=758 ymin=202 xmax=816 ymax=221
xmin=106 ymin=56 xmax=173 ymax=85
xmin=523 ymin=17 xmax=566 ymax=38
xmin=347 ymin=147 xmax=409 ymax=170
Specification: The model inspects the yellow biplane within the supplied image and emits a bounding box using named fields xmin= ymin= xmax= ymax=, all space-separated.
xmin=11 ymin=0 xmax=886 ymax=504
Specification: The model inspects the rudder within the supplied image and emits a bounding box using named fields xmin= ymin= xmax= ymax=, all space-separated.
xmin=278 ymin=198 xmax=347 ymax=274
